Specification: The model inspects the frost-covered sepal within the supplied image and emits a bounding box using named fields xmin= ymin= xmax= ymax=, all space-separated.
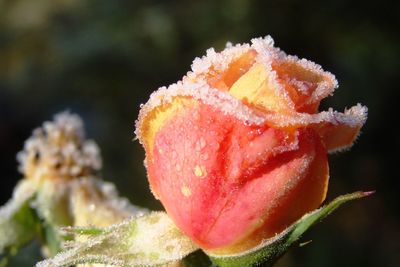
xmin=0 ymin=180 xmax=39 ymax=261
xmin=36 ymin=212 xmax=198 ymax=267
xmin=208 ymin=191 xmax=373 ymax=267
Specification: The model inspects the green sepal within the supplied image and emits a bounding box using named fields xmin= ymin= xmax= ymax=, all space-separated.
xmin=0 ymin=193 xmax=39 ymax=259
xmin=209 ymin=191 xmax=373 ymax=267
xmin=36 ymin=212 xmax=198 ymax=267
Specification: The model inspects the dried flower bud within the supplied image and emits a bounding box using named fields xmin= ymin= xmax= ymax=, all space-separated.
xmin=17 ymin=111 xmax=102 ymax=181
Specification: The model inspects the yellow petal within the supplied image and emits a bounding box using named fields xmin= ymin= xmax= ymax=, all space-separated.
xmin=316 ymin=123 xmax=363 ymax=153
xmin=138 ymin=96 xmax=196 ymax=153
xmin=271 ymin=57 xmax=337 ymax=113
xmin=229 ymin=63 xmax=293 ymax=114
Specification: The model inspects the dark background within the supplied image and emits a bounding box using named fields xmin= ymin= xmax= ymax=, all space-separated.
xmin=1 ymin=0 xmax=399 ymax=266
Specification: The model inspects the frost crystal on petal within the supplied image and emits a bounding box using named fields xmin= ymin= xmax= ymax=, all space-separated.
xmin=136 ymin=35 xmax=367 ymax=154
xmin=191 ymin=42 xmax=251 ymax=74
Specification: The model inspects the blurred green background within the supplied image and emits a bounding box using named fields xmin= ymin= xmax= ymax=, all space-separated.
xmin=0 ymin=0 xmax=399 ymax=266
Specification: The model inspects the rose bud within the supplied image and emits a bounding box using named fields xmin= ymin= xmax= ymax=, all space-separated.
xmin=135 ymin=36 xmax=367 ymax=254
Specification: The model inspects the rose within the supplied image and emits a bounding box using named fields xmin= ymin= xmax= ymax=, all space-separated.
xmin=135 ymin=36 xmax=367 ymax=254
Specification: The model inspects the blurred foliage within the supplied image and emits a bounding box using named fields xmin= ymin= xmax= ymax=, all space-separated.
xmin=0 ymin=0 xmax=399 ymax=266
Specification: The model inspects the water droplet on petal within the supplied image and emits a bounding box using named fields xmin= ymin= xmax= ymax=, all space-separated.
xmin=181 ymin=185 xmax=192 ymax=197
xmin=195 ymin=137 xmax=207 ymax=151
xmin=193 ymin=110 xmax=200 ymax=120
xmin=194 ymin=165 xmax=207 ymax=178
xmin=200 ymin=153 xmax=209 ymax=160
xmin=176 ymin=163 xmax=182 ymax=171
xmin=200 ymin=137 xmax=206 ymax=149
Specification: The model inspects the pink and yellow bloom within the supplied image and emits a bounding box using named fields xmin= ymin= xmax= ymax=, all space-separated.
xmin=136 ymin=36 xmax=367 ymax=254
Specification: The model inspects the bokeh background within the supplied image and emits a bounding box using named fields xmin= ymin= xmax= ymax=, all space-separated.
xmin=1 ymin=0 xmax=399 ymax=266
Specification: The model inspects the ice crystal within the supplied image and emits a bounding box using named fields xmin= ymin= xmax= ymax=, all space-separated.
xmin=191 ymin=42 xmax=251 ymax=74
